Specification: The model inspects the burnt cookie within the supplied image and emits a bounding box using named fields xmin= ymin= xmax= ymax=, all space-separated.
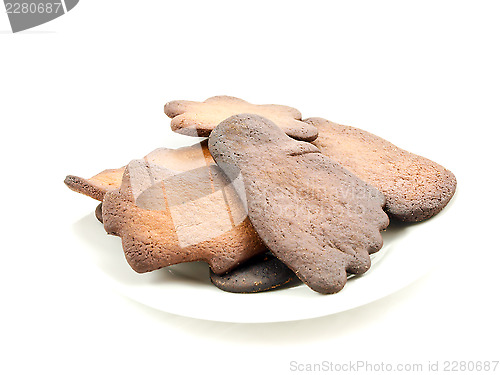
xmin=95 ymin=203 xmax=103 ymax=223
xmin=306 ymin=118 xmax=457 ymax=222
xmin=208 ymin=114 xmax=389 ymax=294
xmin=164 ymin=95 xmax=318 ymax=141
xmin=64 ymin=140 xmax=214 ymax=201
xmin=101 ymin=158 xmax=266 ymax=275
xmin=210 ymin=252 xmax=301 ymax=293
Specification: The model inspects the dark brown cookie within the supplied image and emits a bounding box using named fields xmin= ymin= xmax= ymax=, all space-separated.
xmin=101 ymin=158 xmax=266 ymax=275
xmin=164 ymin=95 xmax=319 ymax=141
xmin=306 ymin=118 xmax=457 ymax=222
xmin=64 ymin=140 xmax=214 ymax=201
xmin=210 ymin=252 xmax=301 ymax=293
xmin=95 ymin=203 xmax=103 ymax=223
xmin=208 ymin=114 xmax=389 ymax=294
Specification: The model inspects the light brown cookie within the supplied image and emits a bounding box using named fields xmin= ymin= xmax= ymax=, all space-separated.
xmin=209 ymin=114 xmax=389 ymax=294
xmin=101 ymin=158 xmax=266 ymax=274
xmin=164 ymin=95 xmax=319 ymax=141
xmin=306 ymin=118 xmax=457 ymax=222
xmin=65 ymin=167 xmax=124 ymax=201
xmin=64 ymin=140 xmax=214 ymax=201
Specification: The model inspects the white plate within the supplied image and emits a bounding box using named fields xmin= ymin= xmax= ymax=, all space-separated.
xmin=72 ymin=192 xmax=457 ymax=323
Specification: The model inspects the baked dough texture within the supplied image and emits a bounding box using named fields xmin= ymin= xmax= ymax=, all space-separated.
xmin=209 ymin=114 xmax=389 ymax=294
xmin=165 ymin=95 xmax=318 ymax=141
xmin=307 ymin=117 xmax=456 ymax=222
xmin=64 ymin=140 xmax=214 ymax=201
xmin=101 ymin=158 xmax=266 ymax=274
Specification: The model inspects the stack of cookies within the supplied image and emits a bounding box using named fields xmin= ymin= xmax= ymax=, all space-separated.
xmin=65 ymin=96 xmax=456 ymax=294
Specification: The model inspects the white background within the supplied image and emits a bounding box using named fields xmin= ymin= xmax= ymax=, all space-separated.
xmin=1 ymin=1 xmax=499 ymax=374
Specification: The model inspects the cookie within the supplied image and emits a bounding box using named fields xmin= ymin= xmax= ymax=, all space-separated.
xmin=101 ymin=158 xmax=266 ymax=274
xmin=95 ymin=203 xmax=103 ymax=223
xmin=65 ymin=167 xmax=124 ymax=201
xmin=164 ymin=95 xmax=319 ymax=141
xmin=306 ymin=118 xmax=457 ymax=222
xmin=64 ymin=140 xmax=214 ymax=201
xmin=208 ymin=114 xmax=389 ymax=294
xmin=210 ymin=252 xmax=301 ymax=293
